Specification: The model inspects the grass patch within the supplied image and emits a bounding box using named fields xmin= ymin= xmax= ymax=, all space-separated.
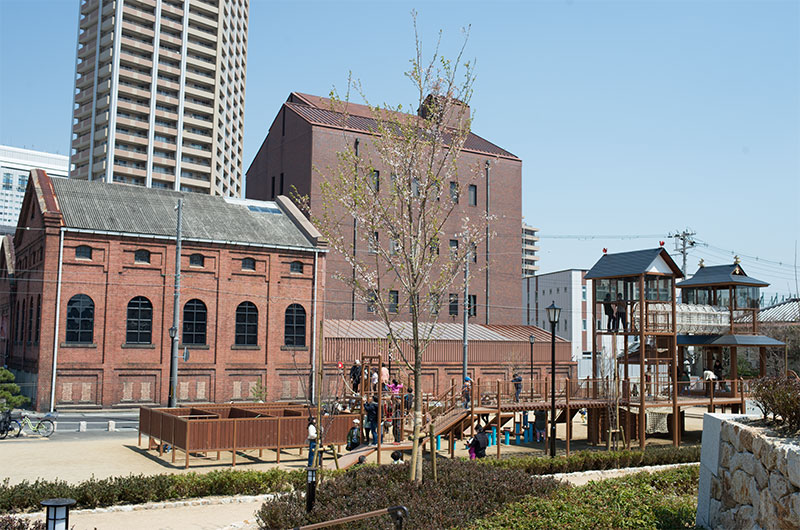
xmin=467 ymin=465 xmax=700 ymax=529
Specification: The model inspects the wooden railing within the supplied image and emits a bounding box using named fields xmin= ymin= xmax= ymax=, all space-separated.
xmin=294 ymin=505 xmax=409 ymax=530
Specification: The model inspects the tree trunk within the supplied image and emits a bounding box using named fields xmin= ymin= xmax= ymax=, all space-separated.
xmin=409 ymin=348 xmax=423 ymax=483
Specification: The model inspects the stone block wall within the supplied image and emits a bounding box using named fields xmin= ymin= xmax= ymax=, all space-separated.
xmin=696 ymin=413 xmax=800 ymax=529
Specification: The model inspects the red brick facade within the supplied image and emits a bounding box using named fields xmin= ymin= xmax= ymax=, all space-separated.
xmin=0 ymin=170 xmax=326 ymax=410
xmin=246 ymin=93 xmax=523 ymax=325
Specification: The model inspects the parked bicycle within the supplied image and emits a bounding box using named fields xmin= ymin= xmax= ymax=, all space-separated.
xmin=0 ymin=411 xmax=56 ymax=438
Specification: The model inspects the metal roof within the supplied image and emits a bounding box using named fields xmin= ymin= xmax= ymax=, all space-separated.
xmin=677 ymin=334 xmax=785 ymax=347
xmin=323 ymin=320 xmax=562 ymax=342
xmin=584 ymin=248 xmax=683 ymax=279
xmin=50 ymin=178 xmax=316 ymax=250
xmin=284 ymin=102 xmax=519 ymax=160
xmin=676 ymin=264 xmax=769 ymax=288
xmin=757 ymin=298 xmax=800 ymax=323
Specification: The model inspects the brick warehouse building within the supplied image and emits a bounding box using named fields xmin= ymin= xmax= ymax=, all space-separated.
xmin=0 ymin=169 xmax=327 ymax=410
xmin=245 ymin=92 xmax=523 ymax=324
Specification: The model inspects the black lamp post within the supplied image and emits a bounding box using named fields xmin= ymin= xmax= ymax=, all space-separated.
xmin=41 ymin=498 xmax=76 ymax=530
xmin=546 ymin=301 xmax=561 ymax=458
xmin=528 ymin=335 xmax=535 ymax=401
xmin=306 ymin=466 xmax=317 ymax=513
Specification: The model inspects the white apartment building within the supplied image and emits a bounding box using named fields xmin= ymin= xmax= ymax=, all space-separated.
xmin=523 ymin=269 xmax=594 ymax=378
xmin=70 ymin=0 xmax=248 ymax=197
xmin=522 ymin=222 xmax=540 ymax=277
xmin=0 ymin=145 xmax=68 ymax=227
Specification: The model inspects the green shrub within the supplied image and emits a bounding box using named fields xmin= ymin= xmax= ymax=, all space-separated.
xmin=0 ymin=470 xmax=300 ymax=514
xmin=480 ymin=446 xmax=700 ymax=475
xmin=255 ymin=459 xmax=562 ymax=529
xmin=467 ymin=465 xmax=700 ymax=530
xmin=0 ymin=369 xmax=29 ymax=411
xmin=751 ymin=376 xmax=800 ymax=431
xmin=0 ymin=516 xmax=45 ymax=530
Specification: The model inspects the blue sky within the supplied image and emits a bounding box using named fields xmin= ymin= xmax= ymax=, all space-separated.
xmin=1 ymin=0 xmax=798 ymax=300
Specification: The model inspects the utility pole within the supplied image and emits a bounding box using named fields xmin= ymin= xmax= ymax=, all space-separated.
xmin=462 ymin=248 xmax=469 ymax=383
xmin=168 ymin=199 xmax=183 ymax=407
xmin=669 ymin=229 xmax=696 ymax=275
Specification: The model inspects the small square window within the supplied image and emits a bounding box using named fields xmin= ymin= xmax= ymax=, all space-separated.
xmin=189 ymin=253 xmax=204 ymax=267
xmin=75 ymin=245 xmax=92 ymax=260
xmin=290 ymin=261 xmax=303 ymax=273
xmin=134 ymin=249 xmax=151 ymax=264
xmin=242 ymin=257 xmax=255 ymax=271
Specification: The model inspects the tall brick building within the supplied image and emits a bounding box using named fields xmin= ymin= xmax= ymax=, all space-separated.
xmin=0 ymin=169 xmax=326 ymax=410
xmin=246 ymin=92 xmax=523 ymax=324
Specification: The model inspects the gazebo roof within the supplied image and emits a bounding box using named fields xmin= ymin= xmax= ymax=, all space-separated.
xmin=676 ymin=264 xmax=769 ymax=288
xmin=585 ymin=248 xmax=683 ymax=280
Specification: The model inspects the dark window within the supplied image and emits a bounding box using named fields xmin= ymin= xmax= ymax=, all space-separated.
xmin=389 ymin=290 xmax=399 ymax=313
xmin=468 ymin=184 xmax=477 ymax=206
xmin=182 ymin=299 xmax=207 ymax=345
xmin=471 ymin=243 xmax=477 ymax=263
xmin=370 ymin=170 xmax=379 ymax=192
xmin=35 ymin=296 xmax=41 ymax=344
xmin=284 ymin=303 xmax=306 ymax=346
xmin=280 ymin=173 xmax=284 ymax=195
xmin=134 ymin=249 xmax=151 ymax=264
xmin=369 ymin=232 xmax=379 ymax=254
xmin=430 ymin=237 xmax=439 ymax=256
xmin=27 ymin=298 xmax=33 ymax=343
xmin=449 ymin=239 xmax=458 ymax=256
xmin=449 ymin=294 xmax=458 ymax=316
xmin=66 ymin=294 xmax=94 ymax=344
xmin=235 ymin=301 xmax=258 ymax=345
xmin=429 ymin=293 xmax=440 ymax=316
xmin=367 ymin=290 xmax=377 ymax=313
xmin=189 ymin=253 xmax=204 ymax=267
xmin=126 ymin=296 xmax=153 ymax=344
xmin=75 ymin=245 xmax=92 ymax=260
xmin=21 ymin=300 xmax=26 ymax=343
xmin=241 ymin=257 xmax=255 ymax=271
xmin=449 ymin=182 xmax=459 ymax=203
xmin=468 ymin=294 xmax=477 ymax=317
xmin=271 ymin=176 xmax=275 ymax=198
xmin=290 ymin=261 xmax=303 ymax=273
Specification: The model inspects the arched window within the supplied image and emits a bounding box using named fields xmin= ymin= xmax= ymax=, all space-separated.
xmin=182 ymin=299 xmax=207 ymax=345
xmin=189 ymin=253 xmax=204 ymax=267
xmin=126 ymin=296 xmax=153 ymax=344
xmin=75 ymin=245 xmax=92 ymax=260
xmin=284 ymin=303 xmax=306 ymax=346
xmin=66 ymin=294 xmax=94 ymax=344
xmin=241 ymin=257 xmax=255 ymax=271
xmin=235 ymin=301 xmax=258 ymax=345
xmin=134 ymin=249 xmax=151 ymax=264
xmin=289 ymin=261 xmax=303 ymax=274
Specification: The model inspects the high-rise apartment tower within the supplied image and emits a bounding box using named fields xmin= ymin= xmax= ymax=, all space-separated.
xmin=69 ymin=0 xmax=248 ymax=196
xmin=522 ymin=221 xmax=540 ymax=277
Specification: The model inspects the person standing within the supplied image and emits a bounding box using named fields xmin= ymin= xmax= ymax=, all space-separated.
xmin=603 ymin=293 xmax=615 ymax=332
xmin=371 ymin=368 xmax=379 ymax=393
xmin=307 ymin=417 xmax=320 ymax=467
xmin=462 ymin=377 xmax=473 ymax=408
xmin=512 ymin=373 xmax=523 ymax=403
xmin=349 ymin=359 xmax=362 ymax=393
xmin=392 ymin=398 xmax=404 ymax=442
xmin=614 ymin=293 xmax=627 ymax=332
xmin=404 ymin=387 xmax=414 ymax=414
xmin=534 ymin=409 xmax=547 ymax=443
xmin=364 ymin=396 xmax=379 ymax=445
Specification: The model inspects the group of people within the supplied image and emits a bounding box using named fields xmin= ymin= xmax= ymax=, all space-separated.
xmin=349 ymin=359 xmax=405 ymax=395
xmin=602 ymin=293 xmax=628 ymax=332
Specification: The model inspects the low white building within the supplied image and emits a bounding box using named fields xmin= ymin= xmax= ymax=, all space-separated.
xmin=523 ymin=269 xmax=594 ymax=378
xmin=0 ymin=145 xmax=68 ymax=227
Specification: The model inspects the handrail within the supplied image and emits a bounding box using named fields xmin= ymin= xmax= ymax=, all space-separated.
xmin=294 ymin=505 xmax=409 ymax=530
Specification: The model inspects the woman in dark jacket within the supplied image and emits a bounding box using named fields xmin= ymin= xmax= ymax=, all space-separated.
xmin=469 ymin=425 xmax=489 ymax=459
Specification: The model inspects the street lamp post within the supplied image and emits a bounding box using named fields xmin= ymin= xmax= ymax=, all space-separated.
xmin=546 ymin=302 xmax=561 ymax=458
xmin=528 ymin=335 xmax=535 ymax=402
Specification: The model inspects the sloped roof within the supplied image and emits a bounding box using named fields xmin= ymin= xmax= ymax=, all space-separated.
xmin=757 ymin=298 xmax=800 ymax=323
xmin=284 ymin=95 xmax=519 ymax=160
xmin=585 ymin=248 xmax=683 ymax=279
xmin=676 ymin=264 xmax=769 ymax=288
xmin=677 ymin=334 xmax=784 ymax=347
xmin=324 ymin=320 xmax=563 ymax=342
xmin=49 ymin=178 xmax=318 ymax=250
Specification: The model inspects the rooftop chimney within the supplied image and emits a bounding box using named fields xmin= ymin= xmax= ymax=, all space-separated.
xmin=417 ymin=94 xmax=470 ymax=130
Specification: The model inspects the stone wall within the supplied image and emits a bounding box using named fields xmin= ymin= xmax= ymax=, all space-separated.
xmin=696 ymin=413 xmax=800 ymax=529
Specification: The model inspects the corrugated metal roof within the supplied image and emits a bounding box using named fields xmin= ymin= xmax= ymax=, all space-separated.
xmin=285 ymin=102 xmax=519 ymax=160
xmin=323 ymin=320 xmax=561 ymax=342
xmin=676 ymin=264 xmax=769 ymax=288
xmin=758 ymin=298 xmax=800 ymax=323
xmin=585 ymin=248 xmax=682 ymax=279
xmin=50 ymin=179 xmax=316 ymax=249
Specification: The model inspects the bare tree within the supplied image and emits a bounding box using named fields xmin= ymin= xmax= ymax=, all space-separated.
xmin=296 ymin=14 xmax=491 ymax=482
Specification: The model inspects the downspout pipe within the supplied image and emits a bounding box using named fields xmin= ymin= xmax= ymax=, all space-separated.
xmin=49 ymin=228 xmax=65 ymax=413
xmin=485 ymin=160 xmax=490 ymax=324
xmin=311 ymin=250 xmax=319 ymax=403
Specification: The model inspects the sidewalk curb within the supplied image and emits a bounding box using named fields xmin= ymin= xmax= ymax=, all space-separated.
xmin=13 ymin=492 xmax=278 ymax=520
xmin=549 ymin=461 xmax=699 ymax=485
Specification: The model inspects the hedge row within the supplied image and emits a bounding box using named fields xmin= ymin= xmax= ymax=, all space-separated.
xmin=751 ymin=376 xmax=800 ymax=432
xmin=0 ymin=469 xmax=310 ymax=514
xmin=467 ymin=465 xmax=701 ymax=529
xmin=480 ymin=445 xmax=701 ymax=475
xmin=256 ymin=459 xmax=561 ymax=529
